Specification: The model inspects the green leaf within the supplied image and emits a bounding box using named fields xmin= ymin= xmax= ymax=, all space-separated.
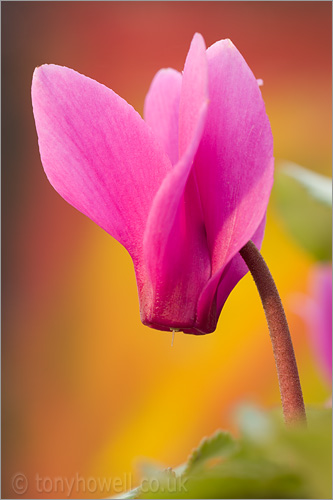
xmin=184 ymin=430 xmax=238 ymax=475
xmin=126 ymin=407 xmax=332 ymax=499
xmin=281 ymin=161 xmax=332 ymax=206
xmin=272 ymin=162 xmax=332 ymax=261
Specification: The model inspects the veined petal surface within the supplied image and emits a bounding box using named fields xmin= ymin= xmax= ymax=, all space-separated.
xmin=142 ymin=33 xmax=210 ymax=332
xmin=144 ymin=68 xmax=182 ymax=165
xmin=179 ymin=33 xmax=209 ymax=158
xmin=194 ymin=40 xmax=274 ymax=275
xmin=32 ymin=65 xmax=172 ymax=260
xmin=187 ymin=39 xmax=274 ymax=331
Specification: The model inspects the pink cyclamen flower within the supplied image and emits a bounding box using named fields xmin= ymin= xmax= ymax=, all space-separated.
xmin=32 ymin=33 xmax=274 ymax=335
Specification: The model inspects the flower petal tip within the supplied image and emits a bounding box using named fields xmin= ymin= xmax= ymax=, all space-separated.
xmin=33 ymin=63 xmax=52 ymax=78
xmin=190 ymin=32 xmax=207 ymax=51
xmin=32 ymin=64 xmax=60 ymax=92
xmin=32 ymin=65 xmax=43 ymax=84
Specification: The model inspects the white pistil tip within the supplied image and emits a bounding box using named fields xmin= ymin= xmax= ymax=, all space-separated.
xmin=170 ymin=328 xmax=181 ymax=346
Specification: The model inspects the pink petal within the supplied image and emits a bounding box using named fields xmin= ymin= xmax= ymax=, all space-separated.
xmin=183 ymin=39 xmax=274 ymax=332
xmin=309 ymin=265 xmax=332 ymax=382
xmin=144 ymin=68 xmax=182 ymax=165
xmin=31 ymin=64 xmax=172 ymax=260
xmin=179 ymin=33 xmax=209 ymax=157
xmin=216 ymin=215 xmax=267 ymax=313
xmin=195 ymin=215 xmax=267 ymax=332
xmin=142 ymin=34 xmax=210 ymax=332
xmin=194 ymin=39 xmax=274 ymax=276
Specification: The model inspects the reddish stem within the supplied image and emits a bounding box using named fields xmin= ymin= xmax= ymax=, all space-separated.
xmin=240 ymin=240 xmax=306 ymax=426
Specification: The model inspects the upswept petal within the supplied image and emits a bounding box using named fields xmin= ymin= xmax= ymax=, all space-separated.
xmin=144 ymin=68 xmax=182 ymax=165
xmin=142 ymin=34 xmax=210 ymax=332
xmin=179 ymin=33 xmax=209 ymax=157
xmin=31 ymin=64 xmax=172 ymax=260
xmin=194 ymin=39 xmax=274 ymax=276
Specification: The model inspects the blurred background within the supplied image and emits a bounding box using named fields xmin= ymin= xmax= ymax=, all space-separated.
xmin=2 ymin=2 xmax=331 ymax=498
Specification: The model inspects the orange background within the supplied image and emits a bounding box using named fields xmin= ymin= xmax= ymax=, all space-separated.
xmin=2 ymin=2 xmax=331 ymax=498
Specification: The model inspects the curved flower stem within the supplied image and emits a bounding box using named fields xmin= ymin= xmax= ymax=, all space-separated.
xmin=239 ymin=240 xmax=306 ymax=426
